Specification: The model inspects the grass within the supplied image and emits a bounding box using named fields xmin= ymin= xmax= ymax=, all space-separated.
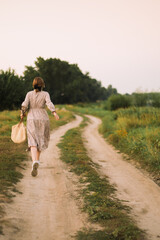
xmin=58 ymin=118 xmax=145 ymax=240
xmin=102 ymin=107 xmax=160 ymax=181
xmin=0 ymin=110 xmax=28 ymax=199
xmin=0 ymin=107 xmax=74 ymax=235
xmin=48 ymin=107 xmax=75 ymax=130
xmin=66 ymin=104 xmax=160 ymax=184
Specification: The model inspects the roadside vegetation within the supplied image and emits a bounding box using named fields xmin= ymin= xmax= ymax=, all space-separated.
xmin=0 ymin=108 xmax=74 ymax=235
xmin=67 ymin=104 xmax=160 ymax=184
xmin=58 ymin=118 xmax=145 ymax=240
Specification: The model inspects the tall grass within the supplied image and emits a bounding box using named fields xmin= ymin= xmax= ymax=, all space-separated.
xmin=103 ymin=108 xmax=160 ymax=175
xmin=68 ymin=104 xmax=160 ymax=182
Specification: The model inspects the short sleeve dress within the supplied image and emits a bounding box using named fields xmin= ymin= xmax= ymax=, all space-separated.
xmin=21 ymin=90 xmax=55 ymax=151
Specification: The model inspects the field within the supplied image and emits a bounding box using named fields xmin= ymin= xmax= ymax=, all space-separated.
xmin=67 ymin=104 xmax=160 ymax=183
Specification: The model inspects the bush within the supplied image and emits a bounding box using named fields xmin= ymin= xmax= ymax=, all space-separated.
xmin=106 ymin=94 xmax=132 ymax=111
xmin=132 ymin=93 xmax=148 ymax=107
xmin=151 ymin=93 xmax=160 ymax=108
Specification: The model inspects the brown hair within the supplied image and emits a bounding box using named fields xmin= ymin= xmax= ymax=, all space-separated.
xmin=32 ymin=77 xmax=45 ymax=92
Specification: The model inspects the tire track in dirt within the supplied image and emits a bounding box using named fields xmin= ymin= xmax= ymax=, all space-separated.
xmin=1 ymin=115 xmax=90 ymax=240
xmin=82 ymin=115 xmax=160 ymax=240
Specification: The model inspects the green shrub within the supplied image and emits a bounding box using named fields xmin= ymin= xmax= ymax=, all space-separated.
xmin=106 ymin=95 xmax=132 ymax=111
xmin=132 ymin=93 xmax=148 ymax=107
xmin=151 ymin=93 xmax=160 ymax=108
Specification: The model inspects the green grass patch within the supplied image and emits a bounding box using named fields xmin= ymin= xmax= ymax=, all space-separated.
xmin=58 ymin=122 xmax=145 ymax=240
xmin=0 ymin=137 xmax=27 ymax=197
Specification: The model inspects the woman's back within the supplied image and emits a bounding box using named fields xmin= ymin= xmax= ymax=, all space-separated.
xmin=22 ymin=90 xmax=55 ymax=120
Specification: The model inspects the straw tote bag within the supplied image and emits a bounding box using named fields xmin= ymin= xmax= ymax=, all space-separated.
xmin=11 ymin=121 xmax=26 ymax=144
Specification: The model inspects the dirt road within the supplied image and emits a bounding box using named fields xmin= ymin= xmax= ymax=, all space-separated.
xmin=83 ymin=115 xmax=160 ymax=240
xmin=2 ymin=114 xmax=160 ymax=240
xmin=1 ymin=115 xmax=90 ymax=240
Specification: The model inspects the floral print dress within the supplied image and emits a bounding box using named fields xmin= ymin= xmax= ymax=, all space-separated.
xmin=21 ymin=90 xmax=55 ymax=151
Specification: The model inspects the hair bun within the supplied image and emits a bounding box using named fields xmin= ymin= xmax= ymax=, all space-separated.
xmin=34 ymin=84 xmax=42 ymax=91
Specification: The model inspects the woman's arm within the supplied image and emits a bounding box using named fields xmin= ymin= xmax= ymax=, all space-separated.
xmin=45 ymin=93 xmax=59 ymax=120
xmin=20 ymin=92 xmax=30 ymax=119
xmin=52 ymin=111 xmax=59 ymax=120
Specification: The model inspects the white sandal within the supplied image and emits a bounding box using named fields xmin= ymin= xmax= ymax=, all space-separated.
xmin=31 ymin=161 xmax=39 ymax=177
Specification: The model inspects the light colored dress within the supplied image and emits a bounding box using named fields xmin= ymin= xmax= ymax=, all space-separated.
xmin=21 ymin=90 xmax=55 ymax=151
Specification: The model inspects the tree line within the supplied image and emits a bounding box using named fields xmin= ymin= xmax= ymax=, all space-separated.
xmin=0 ymin=57 xmax=117 ymax=110
xmin=104 ymin=92 xmax=160 ymax=110
xmin=1 ymin=57 xmax=159 ymax=111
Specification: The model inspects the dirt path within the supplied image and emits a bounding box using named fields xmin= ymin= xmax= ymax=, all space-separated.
xmin=83 ymin=115 xmax=160 ymax=240
xmin=1 ymin=115 xmax=89 ymax=240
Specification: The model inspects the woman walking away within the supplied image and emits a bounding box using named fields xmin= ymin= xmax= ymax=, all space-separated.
xmin=20 ymin=77 xmax=59 ymax=177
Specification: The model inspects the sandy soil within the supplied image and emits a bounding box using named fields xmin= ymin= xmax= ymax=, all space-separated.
xmin=82 ymin=115 xmax=160 ymax=240
xmin=1 ymin=115 xmax=91 ymax=240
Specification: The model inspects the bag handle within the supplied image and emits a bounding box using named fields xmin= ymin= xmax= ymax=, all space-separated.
xmin=18 ymin=117 xmax=24 ymax=127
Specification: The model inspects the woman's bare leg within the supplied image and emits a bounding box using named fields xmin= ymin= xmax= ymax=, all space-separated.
xmin=37 ymin=150 xmax=41 ymax=161
xmin=30 ymin=146 xmax=38 ymax=162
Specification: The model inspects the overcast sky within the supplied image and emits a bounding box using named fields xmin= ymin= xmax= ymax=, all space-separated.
xmin=0 ymin=0 xmax=160 ymax=94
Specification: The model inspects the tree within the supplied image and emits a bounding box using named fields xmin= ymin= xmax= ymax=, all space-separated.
xmin=105 ymin=84 xmax=118 ymax=98
xmin=0 ymin=69 xmax=25 ymax=110
xmin=23 ymin=66 xmax=39 ymax=94
xmin=132 ymin=93 xmax=148 ymax=107
xmin=23 ymin=57 xmax=112 ymax=104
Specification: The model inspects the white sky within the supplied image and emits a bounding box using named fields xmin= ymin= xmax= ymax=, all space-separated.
xmin=0 ymin=0 xmax=160 ymax=94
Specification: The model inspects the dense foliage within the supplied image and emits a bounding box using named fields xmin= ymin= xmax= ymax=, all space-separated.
xmin=0 ymin=69 xmax=24 ymax=110
xmin=0 ymin=57 xmax=117 ymax=110
xmin=23 ymin=57 xmax=115 ymax=104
